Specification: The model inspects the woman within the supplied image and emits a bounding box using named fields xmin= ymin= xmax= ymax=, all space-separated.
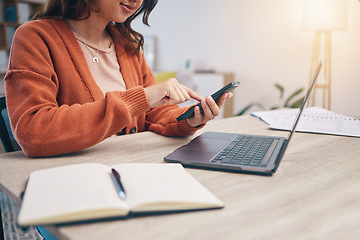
xmin=5 ymin=0 xmax=232 ymax=157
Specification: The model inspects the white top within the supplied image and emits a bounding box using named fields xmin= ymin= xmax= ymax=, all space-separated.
xmin=73 ymin=32 xmax=127 ymax=94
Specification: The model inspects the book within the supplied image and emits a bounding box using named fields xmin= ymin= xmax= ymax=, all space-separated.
xmin=251 ymin=107 xmax=360 ymax=138
xmin=18 ymin=163 xmax=224 ymax=226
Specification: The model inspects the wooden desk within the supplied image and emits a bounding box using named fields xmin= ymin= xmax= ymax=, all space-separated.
xmin=1 ymin=116 xmax=360 ymax=240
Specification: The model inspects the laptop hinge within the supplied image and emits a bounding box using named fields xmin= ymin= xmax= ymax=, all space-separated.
xmin=272 ymin=139 xmax=288 ymax=173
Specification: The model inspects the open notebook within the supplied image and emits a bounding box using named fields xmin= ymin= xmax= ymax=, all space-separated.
xmin=18 ymin=163 xmax=223 ymax=226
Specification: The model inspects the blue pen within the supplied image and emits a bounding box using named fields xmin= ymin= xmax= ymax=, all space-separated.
xmin=111 ymin=168 xmax=126 ymax=200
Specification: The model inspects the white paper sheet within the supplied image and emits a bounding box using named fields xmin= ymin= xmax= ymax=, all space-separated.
xmin=251 ymin=107 xmax=360 ymax=138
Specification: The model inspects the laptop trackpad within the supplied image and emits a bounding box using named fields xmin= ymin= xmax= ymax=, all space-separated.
xmin=181 ymin=138 xmax=229 ymax=153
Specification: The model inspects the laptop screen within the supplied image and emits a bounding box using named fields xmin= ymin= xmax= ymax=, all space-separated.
xmin=284 ymin=60 xmax=323 ymax=144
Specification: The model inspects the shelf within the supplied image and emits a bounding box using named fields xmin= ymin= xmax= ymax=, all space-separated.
xmin=21 ymin=0 xmax=45 ymax=3
xmin=0 ymin=0 xmax=45 ymax=73
xmin=0 ymin=21 xmax=21 ymax=27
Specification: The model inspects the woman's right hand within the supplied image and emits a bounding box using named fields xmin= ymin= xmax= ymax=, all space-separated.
xmin=144 ymin=78 xmax=204 ymax=108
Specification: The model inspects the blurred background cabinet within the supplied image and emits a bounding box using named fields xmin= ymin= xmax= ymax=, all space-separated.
xmin=0 ymin=0 xmax=44 ymax=94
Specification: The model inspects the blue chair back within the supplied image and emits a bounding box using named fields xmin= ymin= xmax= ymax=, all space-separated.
xmin=0 ymin=96 xmax=21 ymax=152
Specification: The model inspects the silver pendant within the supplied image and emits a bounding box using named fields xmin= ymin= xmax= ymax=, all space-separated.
xmin=92 ymin=57 xmax=99 ymax=63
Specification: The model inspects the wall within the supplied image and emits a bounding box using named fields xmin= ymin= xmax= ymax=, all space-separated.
xmin=133 ymin=0 xmax=360 ymax=117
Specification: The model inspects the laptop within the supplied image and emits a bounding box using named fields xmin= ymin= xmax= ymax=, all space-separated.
xmin=164 ymin=61 xmax=323 ymax=175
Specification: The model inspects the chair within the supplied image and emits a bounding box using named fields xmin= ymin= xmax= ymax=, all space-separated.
xmin=0 ymin=96 xmax=21 ymax=239
xmin=0 ymin=96 xmax=21 ymax=152
xmin=0 ymin=97 xmax=59 ymax=239
xmin=0 ymin=96 xmax=44 ymax=239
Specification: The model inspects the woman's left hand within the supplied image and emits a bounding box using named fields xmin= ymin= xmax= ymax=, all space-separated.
xmin=186 ymin=92 xmax=233 ymax=127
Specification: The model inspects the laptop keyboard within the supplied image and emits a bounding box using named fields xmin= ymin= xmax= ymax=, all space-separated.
xmin=211 ymin=135 xmax=279 ymax=167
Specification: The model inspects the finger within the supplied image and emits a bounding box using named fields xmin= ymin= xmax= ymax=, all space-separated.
xmin=206 ymin=96 xmax=221 ymax=117
xmin=160 ymin=96 xmax=170 ymax=105
xmin=177 ymin=84 xmax=191 ymax=102
xmin=201 ymin=98 xmax=215 ymax=120
xmin=215 ymin=93 xmax=228 ymax=110
xmin=183 ymin=85 xmax=204 ymax=102
xmin=174 ymin=84 xmax=189 ymax=103
xmin=193 ymin=106 xmax=202 ymax=122
xmin=164 ymin=82 xmax=183 ymax=104
xmin=186 ymin=106 xmax=202 ymax=127
xmin=164 ymin=80 xmax=190 ymax=104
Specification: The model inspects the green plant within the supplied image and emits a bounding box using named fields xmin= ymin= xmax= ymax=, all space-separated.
xmin=236 ymin=102 xmax=264 ymax=116
xmin=271 ymin=83 xmax=304 ymax=110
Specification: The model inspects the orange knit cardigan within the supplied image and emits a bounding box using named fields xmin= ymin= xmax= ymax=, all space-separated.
xmin=5 ymin=19 xmax=200 ymax=157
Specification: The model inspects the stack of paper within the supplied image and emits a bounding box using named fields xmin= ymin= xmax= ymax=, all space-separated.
xmin=251 ymin=107 xmax=360 ymax=138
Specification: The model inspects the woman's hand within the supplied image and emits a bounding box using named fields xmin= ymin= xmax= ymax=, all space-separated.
xmin=186 ymin=92 xmax=233 ymax=127
xmin=144 ymin=78 xmax=204 ymax=108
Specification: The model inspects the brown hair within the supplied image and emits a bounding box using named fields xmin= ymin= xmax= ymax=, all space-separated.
xmin=33 ymin=0 xmax=158 ymax=54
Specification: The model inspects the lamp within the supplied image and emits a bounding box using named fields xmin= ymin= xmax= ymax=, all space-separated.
xmin=302 ymin=0 xmax=348 ymax=110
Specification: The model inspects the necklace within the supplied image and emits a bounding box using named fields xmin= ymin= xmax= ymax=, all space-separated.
xmin=68 ymin=22 xmax=103 ymax=63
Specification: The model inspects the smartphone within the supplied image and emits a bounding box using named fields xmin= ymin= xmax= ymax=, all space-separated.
xmin=176 ymin=81 xmax=240 ymax=122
